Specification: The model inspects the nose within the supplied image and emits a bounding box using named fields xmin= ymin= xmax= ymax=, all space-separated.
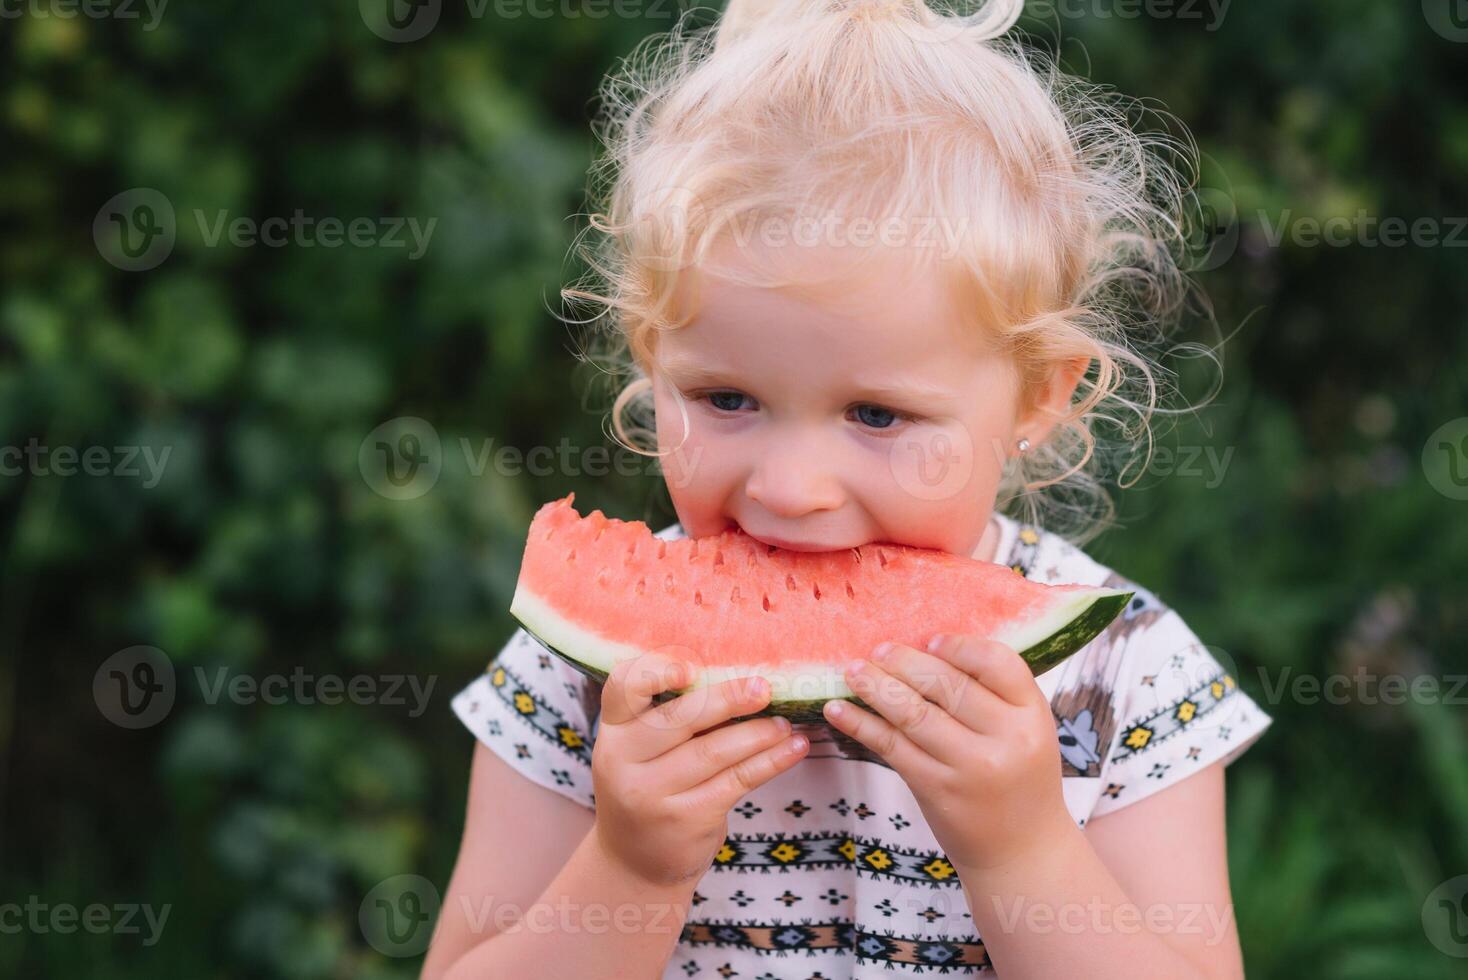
xmin=743 ymin=436 xmax=846 ymax=519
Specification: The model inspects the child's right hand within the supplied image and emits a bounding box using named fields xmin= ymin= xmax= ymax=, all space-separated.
xmin=590 ymin=653 xmax=810 ymax=888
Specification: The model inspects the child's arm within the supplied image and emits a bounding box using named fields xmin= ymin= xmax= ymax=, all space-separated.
xmin=420 ymin=742 xmax=698 ymax=980
xmin=960 ymin=762 xmax=1243 ymax=980
xmin=424 ymin=653 xmax=808 ymax=980
xmin=827 ymin=634 xmax=1263 ymax=980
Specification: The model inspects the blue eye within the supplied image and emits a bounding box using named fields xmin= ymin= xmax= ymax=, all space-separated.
xmin=854 ymin=404 xmax=898 ymax=429
xmin=707 ymin=391 xmax=750 ymax=412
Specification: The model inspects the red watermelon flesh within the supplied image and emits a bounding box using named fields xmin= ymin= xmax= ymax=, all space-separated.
xmin=508 ymin=494 xmax=1132 ymax=722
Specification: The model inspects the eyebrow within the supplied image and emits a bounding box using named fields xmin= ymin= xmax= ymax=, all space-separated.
xmin=660 ymin=357 xmax=954 ymax=406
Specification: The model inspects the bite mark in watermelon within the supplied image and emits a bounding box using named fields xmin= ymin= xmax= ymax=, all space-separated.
xmin=508 ymin=495 xmax=1133 ymax=724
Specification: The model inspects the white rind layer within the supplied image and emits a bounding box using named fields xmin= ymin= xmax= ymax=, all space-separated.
xmin=510 ymin=579 xmax=1132 ymax=703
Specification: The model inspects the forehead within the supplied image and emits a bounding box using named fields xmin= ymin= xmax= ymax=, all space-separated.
xmin=661 ymin=238 xmax=994 ymax=384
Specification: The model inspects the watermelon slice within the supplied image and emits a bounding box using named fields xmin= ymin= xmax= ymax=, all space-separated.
xmin=508 ymin=495 xmax=1132 ymax=723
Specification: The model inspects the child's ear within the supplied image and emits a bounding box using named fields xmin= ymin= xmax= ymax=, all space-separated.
xmin=1015 ymin=356 xmax=1090 ymax=450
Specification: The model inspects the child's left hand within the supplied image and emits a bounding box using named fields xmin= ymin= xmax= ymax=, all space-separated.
xmin=823 ymin=634 xmax=1076 ymax=876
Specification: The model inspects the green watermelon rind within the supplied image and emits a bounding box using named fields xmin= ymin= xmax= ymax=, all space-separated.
xmin=508 ymin=584 xmax=1135 ymax=726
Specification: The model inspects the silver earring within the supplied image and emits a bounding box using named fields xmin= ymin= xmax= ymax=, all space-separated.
xmin=1016 ymin=437 xmax=1031 ymax=454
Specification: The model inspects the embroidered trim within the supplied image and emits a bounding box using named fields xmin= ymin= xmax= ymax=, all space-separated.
xmin=681 ymin=918 xmax=991 ymax=972
xmin=710 ymin=831 xmax=963 ymax=887
xmin=1110 ymin=671 xmax=1239 ymax=762
xmin=484 ymin=661 xmax=593 ymax=765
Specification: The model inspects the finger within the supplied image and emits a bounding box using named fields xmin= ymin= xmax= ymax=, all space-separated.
xmin=821 ymin=696 xmax=930 ymax=774
xmin=655 ymin=716 xmax=795 ymax=791
xmin=599 ymin=653 xmax=691 ymax=730
xmin=842 ymin=659 xmax=970 ymax=761
xmin=927 ymin=635 xmax=1043 ymax=708
xmin=670 ymin=726 xmax=810 ymax=813
xmin=868 ymin=642 xmax=1007 ymax=733
xmin=636 ymin=674 xmax=774 ymax=757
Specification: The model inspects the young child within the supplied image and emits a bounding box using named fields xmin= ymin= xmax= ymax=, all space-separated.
xmin=422 ymin=0 xmax=1271 ymax=976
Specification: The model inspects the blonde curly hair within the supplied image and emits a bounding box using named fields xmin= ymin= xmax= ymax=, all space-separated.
xmin=561 ymin=0 xmax=1217 ymax=544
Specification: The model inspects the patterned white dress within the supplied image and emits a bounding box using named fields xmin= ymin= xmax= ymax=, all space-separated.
xmin=451 ymin=513 xmax=1273 ymax=977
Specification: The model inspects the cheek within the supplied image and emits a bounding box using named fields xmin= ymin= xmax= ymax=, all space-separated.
xmin=651 ymin=391 xmax=744 ymax=529
xmin=872 ymin=420 xmax=1011 ymax=549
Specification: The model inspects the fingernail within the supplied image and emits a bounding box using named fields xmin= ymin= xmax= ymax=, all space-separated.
xmin=872 ymin=642 xmax=894 ymax=661
xmin=927 ymin=634 xmax=946 ymax=654
xmin=827 ymin=700 xmax=846 ymax=719
xmin=786 ymin=734 xmax=808 ymax=755
xmin=846 ymin=659 xmax=866 ymax=676
xmin=775 ymin=716 xmax=792 ymax=732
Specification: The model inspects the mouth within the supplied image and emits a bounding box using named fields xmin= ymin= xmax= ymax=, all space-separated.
xmin=739 ymin=528 xmax=859 ymax=553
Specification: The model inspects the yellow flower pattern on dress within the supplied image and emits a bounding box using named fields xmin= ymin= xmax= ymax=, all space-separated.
xmin=862 ymin=847 xmax=894 ymax=871
xmin=1175 ymin=700 xmax=1197 ymax=723
xmin=768 ymin=841 xmax=803 ymax=863
xmin=923 ymin=857 xmax=957 ymax=881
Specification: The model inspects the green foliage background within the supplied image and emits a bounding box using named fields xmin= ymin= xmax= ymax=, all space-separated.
xmin=1 ymin=1 xmax=1465 ymax=976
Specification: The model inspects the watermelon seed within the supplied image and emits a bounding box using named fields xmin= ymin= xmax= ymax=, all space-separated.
xmin=657 ymin=541 xmax=666 ymax=559
xmin=766 ymin=545 xmax=778 ymax=555
xmin=567 ymin=548 xmax=576 ymax=562
xmin=636 ymin=578 xmax=646 ymax=595
xmin=593 ymin=526 xmax=605 ymax=542
xmin=762 ymin=594 xmax=771 ymax=612
xmin=785 ymin=574 xmax=797 ymax=592
xmin=694 ymin=590 xmax=703 ymax=606
xmin=812 ymin=582 xmax=822 ymax=600
xmin=851 ymin=548 xmax=862 ymax=564
xmin=845 ymin=581 xmax=855 ymax=599
xmin=690 ymin=540 xmax=700 ymax=560
xmin=714 ymin=550 xmax=724 ymax=567
xmin=664 ymin=574 xmax=674 ymax=593
xmin=597 ymin=569 xmax=609 ymax=587
xmin=877 ymin=550 xmax=888 ymax=568
xmin=730 ymin=586 xmax=740 ymax=602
